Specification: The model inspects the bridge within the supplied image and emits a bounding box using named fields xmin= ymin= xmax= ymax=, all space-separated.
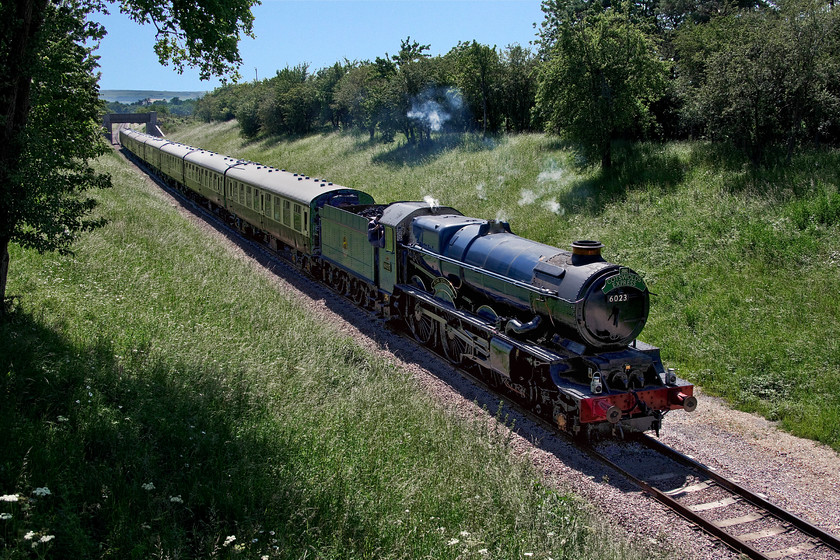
xmin=102 ymin=111 xmax=164 ymax=143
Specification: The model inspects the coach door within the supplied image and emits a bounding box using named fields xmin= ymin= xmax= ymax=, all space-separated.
xmin=378 ymin=226 xmax=396 ymax=294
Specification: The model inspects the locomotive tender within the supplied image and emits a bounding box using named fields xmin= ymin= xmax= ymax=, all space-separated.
xmin=120 ymin=128 xmax=696 ymax=437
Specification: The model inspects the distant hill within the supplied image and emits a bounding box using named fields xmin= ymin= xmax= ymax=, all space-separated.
xmin=100 ymin=90 xmax=206 ymax=103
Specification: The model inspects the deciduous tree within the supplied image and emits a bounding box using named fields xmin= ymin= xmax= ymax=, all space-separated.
xmin=536 ymin=7 xmax=668 ymax=167
xmin=0 ymin=0 xmax=257 ymax=309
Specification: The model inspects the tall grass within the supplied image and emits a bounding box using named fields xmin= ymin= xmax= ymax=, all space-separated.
xmin=0 ymin=149 xmax=654 ymax=558
xmin=172 ymin=123 xmax=840 ymax=451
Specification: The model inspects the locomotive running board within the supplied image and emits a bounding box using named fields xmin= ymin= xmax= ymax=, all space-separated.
xmin=396 ymin=284 xmax=569 ymax=368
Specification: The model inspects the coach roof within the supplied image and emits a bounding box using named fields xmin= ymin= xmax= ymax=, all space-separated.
xmin=225 ymin=162 xmax=360 ymax=206
xmin=184 ymin=149 xmax=248 ymax=174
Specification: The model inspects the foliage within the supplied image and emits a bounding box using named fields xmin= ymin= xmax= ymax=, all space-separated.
xmin=0 ymin=0 xmax=111 ymax=309
xmin=675 ymin=0 xmax=840 ymax=163
xmin=535 ymin=7 xmax=669 ymax=167
xmin=105 ymin=96 xmax=199 ymax=117
xmin=0 ymin=0 xmax=257 ymax=309
xmin=447 ymin=41 xmax=502 ymax=134
xmin=198 ymin=37 xmax=541 ymax=143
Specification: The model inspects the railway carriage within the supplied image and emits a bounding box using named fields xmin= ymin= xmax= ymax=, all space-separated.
xmin=223 ymin=164 xmax=374 ymax=257
xmin=182 ymin=150 xmax=237 ymax=209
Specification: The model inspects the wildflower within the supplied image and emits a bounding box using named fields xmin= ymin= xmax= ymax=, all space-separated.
xmin=169 ymin=495 xmax=183 ymax=503
xmin=478 ymin=549 xmax=488 ymax=555
xmin=57 ymin=416 xmax=69 ymax=422
xmin=24 ymin=531 xmax=36 ymax=540
xmin=33 ymin=487 xmax=51 ymax=497
xmin=0 ymin=513 xmax=12 ymax=520
xmin=141 ymin=482 xmax=155 ymax=491
xmin=223 ymin=535 xmax=236 ymax=547
xmin=39 ymin=535 xmax=55 ymax=543
xmin=447 ymin=538 xmax=460 ymax=546
xmin=460 ymin=531 xmax=471 ymax=537
xmin=0 ymin=495 xmax=18 ymax=502
xmin=524 ymin=554 xmax=534 ymax=557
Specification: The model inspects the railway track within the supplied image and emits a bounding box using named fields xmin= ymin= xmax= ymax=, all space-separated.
xmin=124 ymin=148 xmax=840 ymax=560
xmin=588 ymin=435 xmax=840 ymax=560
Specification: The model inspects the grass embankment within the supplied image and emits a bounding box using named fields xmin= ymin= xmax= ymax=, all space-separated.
xmin=173 ymin=122 xmax=840 ymax=450
xmin=0 ymin=149 xmax=649 ymax=558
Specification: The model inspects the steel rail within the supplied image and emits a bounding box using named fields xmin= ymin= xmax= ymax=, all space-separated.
xmin=637 ymin=434 xmax=840 ymax=556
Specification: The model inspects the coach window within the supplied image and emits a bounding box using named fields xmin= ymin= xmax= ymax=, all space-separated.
xmin=303 ymin=210 xmax=308 ymax=233
xmin=239 ymin=183 xmax=244 ymax=204
xmin=283 ymin=200 xmax=291 ymax=227
xmin=273 ymin=196 xmax=281 ymax=221
xmin=293 ymin=204 xmax=302 ymax=232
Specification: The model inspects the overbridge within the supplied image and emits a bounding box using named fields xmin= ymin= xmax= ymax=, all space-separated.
xmin=102 ymin=111 xmax=164 ymax=143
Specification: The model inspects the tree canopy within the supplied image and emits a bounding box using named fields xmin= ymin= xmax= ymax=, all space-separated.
xmin=0 ymin=0 xmax=258 ymax=309
xmin=536 ymin=6 xmax=669 ymax=167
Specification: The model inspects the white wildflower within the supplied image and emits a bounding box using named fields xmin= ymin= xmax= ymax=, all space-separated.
xmin=169 ymin=495 xmax=183 ymax=503
xmin=24 ymin=531 xmax=36 ymax=540
xmin=141 ymin=482 xmax=155 ymax=491
xmin=524 ymin=554 xmax=534 ymax=557
xmin=459 ymin=531 xmax=470 ymax=537
xmin=223 ymin=535 xmax=236 ymax=547
xmin=39 ymin=535 xmax=55 ymax=543
xmin=33 ymin=487 xmax=51 ymax=497
xmin=0 ymin=495 xmax=18 ymax=502
xmin=0 ymin=513 xmax=12 ymax=520
xmin=478 ymin=549 xmax=488 ymax=555
xmin=57 ymin=416 xmax=69 ymax=422
xmin=447 ymin=538 xmax=460 ymax=546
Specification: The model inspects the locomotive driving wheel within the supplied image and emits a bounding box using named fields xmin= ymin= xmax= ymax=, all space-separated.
xmin=441 ymin=321 xmax=468 ymax=364
xmin=407 ymin=301 xmax=436 ymax=345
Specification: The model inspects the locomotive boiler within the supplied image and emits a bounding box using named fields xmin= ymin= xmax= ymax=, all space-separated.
xmin=407 ymin=213 xmax=650 ymax=350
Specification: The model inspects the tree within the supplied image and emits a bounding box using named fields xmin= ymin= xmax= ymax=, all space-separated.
xmin=448 ymin=41 xmax=502 ymax=134
xmin=675 ymin=0 xmax=840 ymax=161
xmin=499 ymin=44 xmax=538 ymax=132
xmin=0 ymin=0 xmax=257 ymax=309
xmin=535 ymin=7 xmax=669 ymax=167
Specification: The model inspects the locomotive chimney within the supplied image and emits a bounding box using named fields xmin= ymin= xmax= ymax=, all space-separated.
xmin=571 ymin=240 xmax=605 ymax=265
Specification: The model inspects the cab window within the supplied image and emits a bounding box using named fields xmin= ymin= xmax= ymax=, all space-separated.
xmin=385 ymin=227 xmax=394 ymax=252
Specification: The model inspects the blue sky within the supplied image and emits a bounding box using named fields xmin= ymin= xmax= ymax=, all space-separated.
xmin=93 ymin=0 xmax=545 ymax=92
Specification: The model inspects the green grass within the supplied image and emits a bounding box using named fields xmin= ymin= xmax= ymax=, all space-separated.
xmin=171 ymin=122 xmax=840 ymax=451
xmin=0 ymin=149 xmax=655 ymax=558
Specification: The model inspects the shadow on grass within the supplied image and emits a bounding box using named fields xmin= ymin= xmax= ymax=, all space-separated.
xmin=0 ymin=308 xmax=360 ymax=558
xmin=556 ymin=141 xmax=687 ymax=217
xmin=371 ymin=133 xmax=498 ymax=169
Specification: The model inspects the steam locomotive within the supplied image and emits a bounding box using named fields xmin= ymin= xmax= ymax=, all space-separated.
xmin=119 ymin=128 xmax=696 ymax=437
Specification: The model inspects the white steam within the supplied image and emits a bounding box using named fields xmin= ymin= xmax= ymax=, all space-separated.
xmin=407 ymin=87 xmax=464 ymax=132
xmin=423 ymin=195 xmax=440 ymax=210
